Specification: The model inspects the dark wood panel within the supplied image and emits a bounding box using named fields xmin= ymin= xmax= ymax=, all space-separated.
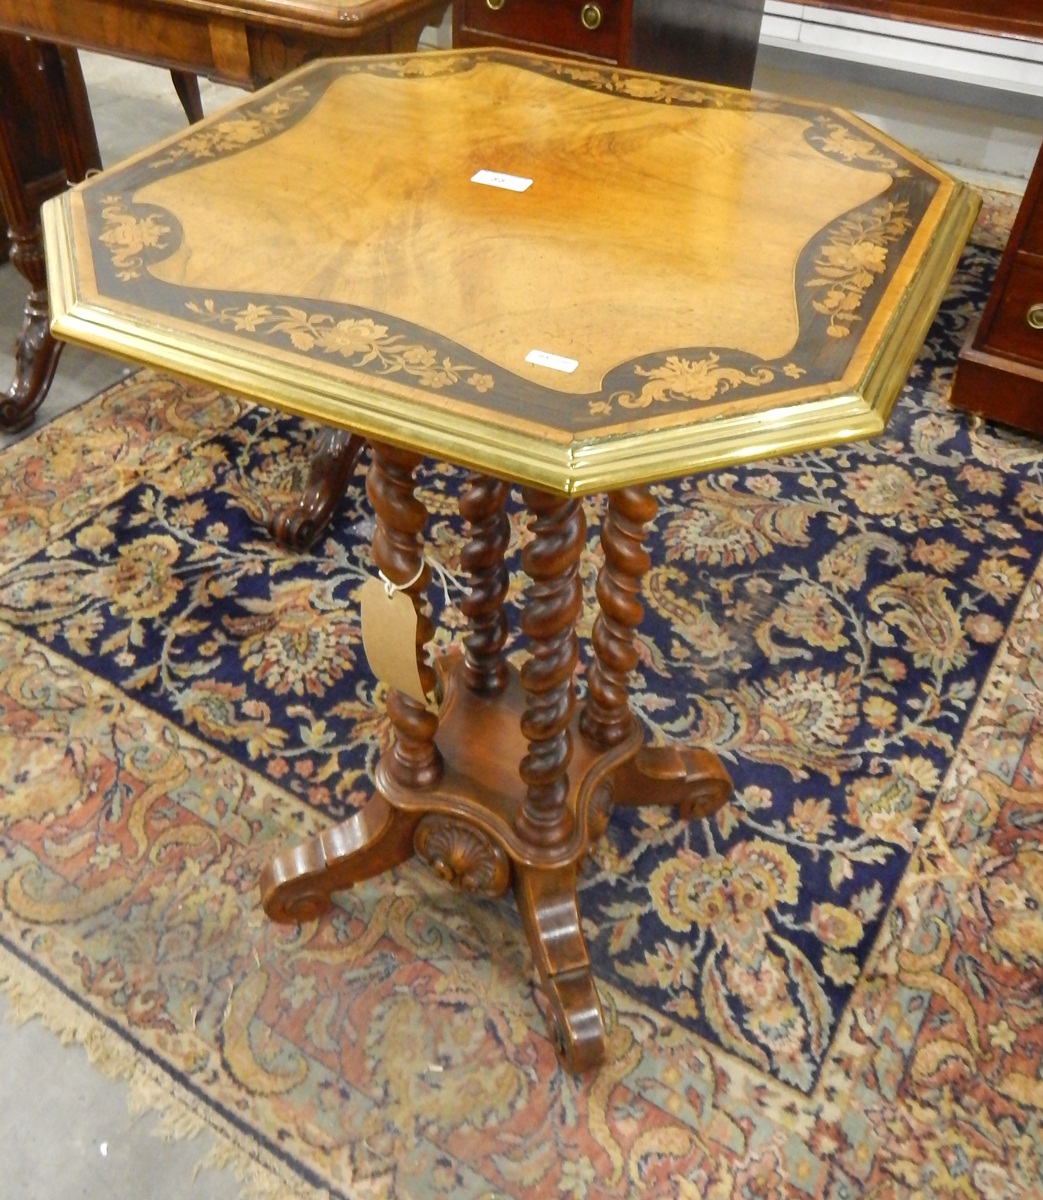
xmin=458 ymin=0 xmax=627 ymax=62
xmin=455 ymin=0 xmax=766 ymax=88
xmin=952 ymin=342 xmax=1043 ymax=435
xmin=799 ymin=0 xmax=1042 ymax=39
xmin=950 ymin=136 xmax=1043 ymax=431
xmin=0 ymin=37 xmax=99 ymax=229
xmin=1017 ymin=188 xmax=1043 ymax=260
xmin=974 ymin=256 xmax=1043 ymax=363
xmin=630 ymin=0 xmax=764 ymax=88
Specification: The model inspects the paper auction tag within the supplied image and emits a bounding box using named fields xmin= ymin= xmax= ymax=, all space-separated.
xmin=359 ymin=576 xmax=429 ymax=706
xmin=525 ymin=348 xmax=579 ymax=374
xmin=471 ymin=169 xmax=533 ymax=192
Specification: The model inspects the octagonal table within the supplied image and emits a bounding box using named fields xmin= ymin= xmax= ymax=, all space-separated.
xmin=42 ymin=48 xmax=977 ymax=1070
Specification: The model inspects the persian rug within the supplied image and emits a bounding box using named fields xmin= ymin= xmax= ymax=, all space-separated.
xmin=1 ymin=191 xmax=1042 ymax=1199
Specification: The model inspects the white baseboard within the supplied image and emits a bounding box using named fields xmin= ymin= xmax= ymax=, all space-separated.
xmin=762 ymin=2 xmax=1043 ymax=96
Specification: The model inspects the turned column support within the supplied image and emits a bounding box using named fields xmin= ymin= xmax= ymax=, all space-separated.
xmin=459 ymin=472 xmax=511 ymax=696
xmin=581 ymin=485 xmax=657 ymax=749
xmin=366 ymin=440 xmax=442 ymax=790
xmin=515 ymin=487 xmax=585 ymax=848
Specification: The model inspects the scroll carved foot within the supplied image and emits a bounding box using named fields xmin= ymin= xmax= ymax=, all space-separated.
xmin=513 ymin=862 xmax=605 ymax=1072
xmin=612 ymin=744 xmax=732 ymax=820
xmin=0 ymin=300 xmax=62 ymax=434
xmin=267 ymin=428 xmax=365 ymax=551
xmin=260 ymin=792 xmax=418 ymax=923
xmin=543 ymin=966 xmax=605 ymax=1074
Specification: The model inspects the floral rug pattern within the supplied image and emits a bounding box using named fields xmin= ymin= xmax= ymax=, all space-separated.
xmin=1 ymin=209 xmax=1042 ymax=1198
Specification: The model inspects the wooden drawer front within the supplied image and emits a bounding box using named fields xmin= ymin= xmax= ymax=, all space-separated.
xmin=459 ymin=0 xmax=623 ymax=60
xmin=981 ymin=257 xmax=1043 ymax=366
xmin=1014 ymin=190 xmax=1043 ymax=259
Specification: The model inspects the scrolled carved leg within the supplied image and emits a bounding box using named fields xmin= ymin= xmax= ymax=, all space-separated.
xmin=0 ymin=39 xmax=98 ymax=433
xmin=267 ymin=428 xmax=365 ymax=551
xmin=612 ymin=745 xmax=732 ymax=819
xmin=0 ymin=270 xmax=61 ymax=433
xmin=260 ymin=793 xmax=419 ymax=922
xmin=514 ymin=861 xmax=605 ymax=1072
xmin=367 ymin=440 xmax=442 ymax=789
xmin=515 ymin=488 xmax=585 ymax=848
xmin=459 ymin=472 xmax=511 ymax=696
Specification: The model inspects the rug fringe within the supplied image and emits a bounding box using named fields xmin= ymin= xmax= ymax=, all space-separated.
xmin=0 ymin=944 xmax=334 ymax=1200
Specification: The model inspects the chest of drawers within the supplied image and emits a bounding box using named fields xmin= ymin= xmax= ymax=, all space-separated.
xmin=452 ymin=0 xmax=765 ymax=87
xmin=456 ymin=0 xmax=628 ymax=62
xmin=949 ymin=140 xmax=1043 ymax=435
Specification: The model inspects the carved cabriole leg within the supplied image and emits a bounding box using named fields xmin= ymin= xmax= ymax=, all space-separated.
xmin=0 ymin=41 xmax=99 ymax=433
xmin=584 ymin=488 xmax=734 ymax=820
xmin=367 ymin=440 xmax=443 ymax=789
xmin=0 ymin=229 xmax=59 ymax=434
xmin=268 ymin=429 xmax=365 ymax=551
xmin=515 ymin=488 xmax=584 ymax=848
xmin=459 ymin=472 xmax=511 ymax=695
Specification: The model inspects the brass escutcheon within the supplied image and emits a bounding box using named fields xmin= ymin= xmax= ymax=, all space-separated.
xmin=580 ymin=2 xmax=602 ymax=29
xmin=486 ymin=0 xmax=506 ymax=10
xmin=1027 ymin=303 xmax=1043 ymax=330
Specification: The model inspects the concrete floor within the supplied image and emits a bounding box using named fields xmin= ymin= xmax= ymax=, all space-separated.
xmin=0 ymin=38 xmax=1040 ymax=1200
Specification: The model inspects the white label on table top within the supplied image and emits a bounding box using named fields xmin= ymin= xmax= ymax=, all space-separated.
xmin=525 ymin=349 xmax=579 ymax=374
xmin=471 ymin=169 xmax=533 ymax=192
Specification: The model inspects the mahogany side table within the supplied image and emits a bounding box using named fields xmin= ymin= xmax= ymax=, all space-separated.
xmin=42 ymin=49 xmax=977 ymax=1069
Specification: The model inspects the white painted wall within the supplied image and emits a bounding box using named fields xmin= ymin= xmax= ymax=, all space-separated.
xmin=762 ymin=2 xmax=1043 ymax=96
xmin=753 ymin=6 xmax=1043 ymax=185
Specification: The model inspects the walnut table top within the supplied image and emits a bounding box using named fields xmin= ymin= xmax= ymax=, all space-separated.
xmin=43 ymin=48 xmax=976 ymax=493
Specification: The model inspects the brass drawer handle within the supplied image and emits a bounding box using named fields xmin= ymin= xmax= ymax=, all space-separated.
xmin=486 ymin=0 xmax=506 ymax=10
xmin=580 ymin=2 xmax=602 ymax=29
xmin=1028 ymin=303 xmax=1043 ymax=330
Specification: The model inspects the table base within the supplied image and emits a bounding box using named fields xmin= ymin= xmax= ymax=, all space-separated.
xmin=260 ymin=444 xmax=732 ymax=1070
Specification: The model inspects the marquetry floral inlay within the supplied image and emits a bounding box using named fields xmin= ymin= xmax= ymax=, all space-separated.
xmin=807 ymin=117 xmax=906 ymax=176
xmin=150 ymin=86 xmax=312 ymax=168
xmin=807 ymin=200 xmax=913 ymax=338
xmin=550 ymin=62 xmax=775 ymax=111
xmin=97 ymin=196 xmax=172 ymax=281
xmin=590 ymin=353 xmax=803 ymax=416
xmin=185 ymin=301 xmax=496 ymax=394
xmin=588 ymin=199 xmax=909 ymax=414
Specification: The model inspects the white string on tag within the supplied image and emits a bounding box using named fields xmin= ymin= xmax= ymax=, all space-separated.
xmin=378 ymin=556 xmax=473 ymax=607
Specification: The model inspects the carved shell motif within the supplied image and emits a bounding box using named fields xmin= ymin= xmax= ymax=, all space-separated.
xmin=414 ymin=816 xmax=510 ymax=897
